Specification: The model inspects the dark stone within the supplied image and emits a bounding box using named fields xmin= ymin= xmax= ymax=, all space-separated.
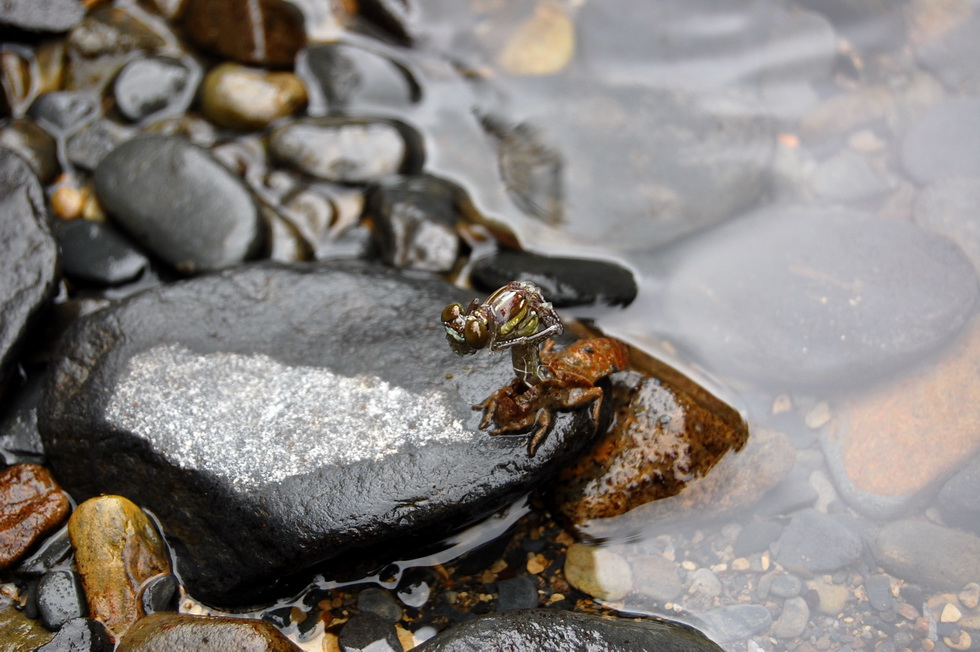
xmin=471 ymin=251 xmax=637 ymax=308
xmin=116 ymin=613 xmax=301 ymax=651
xmin=37 ymin=570 xmax=87 ymax=630
xmin=697 ymin=604 xmax=772 ymax=644
xmin=339 ymin=612 xmax=403 ymax=652
xmin=56 ymin=219 xmax=149 ymax=286
xmin=269 ymin=116 xmax=425 ymax=184
xmin=28 ymin=92 xmax=99 ymax=134
xmin=178 ymin=0 xmax=306 ymax=67
xmin=65 ymin=119 xmax=134 ymax=171
xmin=356 ymin=587 xmax=402 ymax=623
xmin=112 ymin=57 xmax=198 ymax=123
xmin=938 ymin=455 xmax=980 ymax=534
xmin=865 ymin=573 xmax=893 ymax=612
xmin=36 ymin=618 xmax=113 ymax=652
xmin=733 ymin=519 xmax=784 ymax=557
xmin=38 ymin=261 xmax=600 ymax=605
xmin=0 ymin=119 xmax=59 ymax=183
xmin=140 ymin=573 xmax=179 ymax=615
xmin=0 ymin=149 xmax=59 ymax=399
xmin=494 ymin=576 xmax=538 ymax=611
xmin=0 ymin=371 xmax=47 ymax=465
xmin=0 ymin=0 xmax=85 ymax=33
xmin=772 ymin=509 xmax=863 ymax=572
xmin=305 ymin=43 xmax=419 ymax=112
xmin=93 ymin=135 xmax=263 ymax=273
xmin=901 ymin=98 xmax=980 ymax=185
xmin=874 ymin=520 xmax=980 ymax=590
xmin=414 ymin=609 xmax=723 ymax=651
xmin=362 ymin=174 xmax=465 ymax=272
xmin=648 ymin=204 xmax=978 ymax=390
xmin=13 ymin=527 xmax=73 ymax=577
xmin=488 ymin=82 xmax=773 ymax=252
xmin=349 ymin=0 xmax=413 ymax=45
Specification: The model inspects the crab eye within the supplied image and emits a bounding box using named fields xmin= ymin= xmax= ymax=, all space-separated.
xmin=441 ymin=303 xmax=463 ymax=324
xmin=463 ymin=319 xmax=490 ymax=349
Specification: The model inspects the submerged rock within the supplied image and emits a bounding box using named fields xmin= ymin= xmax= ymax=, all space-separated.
xmin=39 ymin=261 xmax=600 ymax=605
xmin=413 ymin=609 xmax=723 ymax=651
xmin=874 ymin=520 xmax=980 ymax=591
xmin=116 ymin=613 xmax=300 ymax=652
xmin=0 ymin=149 xmax=59 ymax=398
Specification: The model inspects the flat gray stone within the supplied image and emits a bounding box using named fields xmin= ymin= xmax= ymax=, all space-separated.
xmin=874 ymin=519 xmax=980 ymax=591
xmin=772 ymin=509 xmax=863 ymax=572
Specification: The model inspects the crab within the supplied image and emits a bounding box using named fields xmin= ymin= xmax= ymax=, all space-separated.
xmin=475 ymin=336 xmax=630 ymax=456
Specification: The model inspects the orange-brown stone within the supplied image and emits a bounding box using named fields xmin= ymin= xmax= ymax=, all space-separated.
xmin=0 ymin=464 xmax=70 ymax=571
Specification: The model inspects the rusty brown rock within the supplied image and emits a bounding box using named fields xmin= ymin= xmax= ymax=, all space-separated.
xmin=68 ymin=495 xmax=171 ymax=639
xmin=553 ymin=360 xmax=750 ymax=526
xmin=116 ymin=613 xmax=301 ymax=651
xmin=0 ymin=464 xmax=70 ymax=571
xmin=177 ymin=0 xmax=307 ymax=68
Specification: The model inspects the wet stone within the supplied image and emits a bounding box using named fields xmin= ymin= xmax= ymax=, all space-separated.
xmin=649 ymin=204 xmax=978 ymax=389
xmin=0 ymin=119 xmax=59 ymax=183
xmin=305 ymin=43 xmax=419 ymax=112
xmin=938 ymin=454 xmax=980 ymax=535
xmin=810 ymin=148 xmax=896 ymax=203
xmin=67 ymin=495 xmax=172 ymax=638
xmin=772 ymin=509 xmax=863 ymax=573
xmin=178 ymin=0 xmax=306 ymax=68
xmin=269 ymin=116 xmax=424 ymax=184
xmin=413 ymin=609 xmax=724 ymax=651
xmin=38 ymin=261 xmax=600 ymax=605
xmin=0 ymin=464 xmax=70 ymax=571
xmin=494 ymin=576 xmax=538 ymax=611
xmin=768 ymin=572 xmax=803 ymax=599
xmin=914 ymin=176 xmax=980 ymax=274
xmin=112 ymin=57 xmax=197 ymax=123
xmin=65 ymin=7 xmax=168 ymax=92
xmin=13 ymin=527 xmax=72 ymax=578
xmin=866 ymin=574 xmax=894 ymax=612
xmin=93 ymin=135 xmax=263 ymax=273
xmin=734 ymin=520 xmax=784 ymax=557
xmin=35 ymin=618 xmax=112 ymax=652
xmin=362 ymin=174 xmax=465 ymax=272
xmin=357 ymin=587 xmax=402 ymax=623
xmin=631 ymin=554 xmax=684 ymax=603
xmin=698 ymin=604 xmax=772 ymax=645
xmin=0 ymin=599 xmax=54 ymax=650
xmin=56 ymin=219 xmax=148 ymax=287
xmin=140 ymin=573 xmax=179 ymax=616
xmin=875 ymin=520 xmax=980 ymax=591
xmin=564 ymin=543 xmax=632 ymax=601
xmin=200 ymin=62 xmax=308 ymax=131
xmin=28 ymin=91 xmax=99 ymax=134
xmin=901 ymin=98 xmax=980 ymax=185
xmin=65 ymin=118 xmax=134 ymax=171
xmin=116 ymin=613 xmax=301 ymax=652
xmin=0 ymin=0 xmax=85 ymax=33
xmin=471 ymin=251 xmax=637 ymax=308
xmin=0 ymin=372 xmax=47 ymax=465
xmin=37 ymin=570 xmax=87 ymax=630
xmin=339 ymin=612 xmax=403 ymax=652
xmin=773 ymin=596 xmax=810 ymax=639
xmin=916 ymin=15 xmax=980 ymax=94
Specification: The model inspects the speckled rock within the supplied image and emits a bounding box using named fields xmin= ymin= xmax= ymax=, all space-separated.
xmin=68 ymin=495 xmax=172 ymax=638
xmin=269 ymin=116 xmax=424 ymax=184
xmin=471 ymin=251 xmax=637 ymax=308
xmin=643 ymin=204 xmax=978 ymax=389
xmin=94 ymin=135 xmax=263 ymax=273
xmin=875 ymin=520 xmax=980 ymax=591
xmin=0 ymin=464 xmax=71 ymax=571
xmin=37 ymin=570 xmax=87 ymax=630
xmin=413 ymin=609 xmax=723 ymax=651
xmin=0 ymin=149 xmax=59 ymax=398
xmin=35 ymin=618 xmax=112 ymax=652
xmin=200 ymin=63 xmax=307 ymax=131
xmin=116 ymin=613 xmax=301 ymax=652
xmin=177 ymin=0 xmax=306 ymax=68
xmin=39 ymin=261 xmax=601 ymax=605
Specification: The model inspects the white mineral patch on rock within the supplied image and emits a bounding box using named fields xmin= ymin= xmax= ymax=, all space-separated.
xmin=106 ymin=344 xmax=472 ymax=490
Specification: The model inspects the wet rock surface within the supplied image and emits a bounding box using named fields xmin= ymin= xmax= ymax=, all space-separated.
xmin=36 ymin=569 xmax=87 ymax=630
xmin=772 ymin=509 xmax=863 ymax=572
xmin=39 ymin=261 xmax=599 ymax=605
xmin=112 ymin=56 xmax=198 ymax=123
xmin=116 ymin=612 xmax=301 ymax=651
xmin=200 ymin=63 xmax=308 ymax=131
xmin=874 ymin=520 xmax=980 ymax=591
xmin=67 ymin=495 xmax=172 ymax=638
xmin=35 ymin=617 xmax=112 ymax=652
xmin=0 ymin=599 xmax=54 ymax=650
xmin=176 ymin=0 xmax=306 ymax=68
xmin=901 ymin=98 xmax=980 ymax=185
xmin=470 ymin=251 xmax=637 ymax=308
xmin=306 ymin=42 xmax=419 ymax=112
xmin=93 ymin=134 xmax=263 ymax=273
xmin=649 ymin=204 xmax=978 ymax=389
xmin=413 ymin=608 xmax=723 ymax=651
xmin=939 ymin=454 xmax=980 ymax=535
xmin=0 ymin=464 xmax=71 ymax=571
xmin=0 ymin=149 xmax=60 ymax=397
xmin=56 ymin=219 xmax=148 ymax=286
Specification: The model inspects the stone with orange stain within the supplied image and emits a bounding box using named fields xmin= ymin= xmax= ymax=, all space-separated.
xmin=0 ymin=463 xmax=71 ymax=570
xmin=823 ymin=318 xmax=980 ymax=517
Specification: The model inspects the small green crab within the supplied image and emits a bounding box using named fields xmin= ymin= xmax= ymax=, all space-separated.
xmin=442 ymin=281 xmax=629 ymax=455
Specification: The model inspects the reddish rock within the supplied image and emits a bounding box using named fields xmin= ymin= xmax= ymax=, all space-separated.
xmin=116 ymin=613 xmax=301 ymax=651
xmin=68 ymin=495 xmax=171 ymax=639
xmin=0 ymin=464 xmax=70 ymax=570
xmin=177 ymin=0 xmax=307 ymax=68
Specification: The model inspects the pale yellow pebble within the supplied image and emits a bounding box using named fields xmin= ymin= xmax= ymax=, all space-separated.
xmin=731 ymin=557 xmax=751 ymax=571
xmin=50 ymin=185 xmax=87 ymax=220
xmin=941 ymin=602 xmax=963 ymax=623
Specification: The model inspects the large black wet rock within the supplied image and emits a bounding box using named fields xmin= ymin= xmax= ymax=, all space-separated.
xmin=632 ymin=204 xmax=978 ymax=390
xmin=94 ymin=135 xmax=263 ymax=273
xmin=0 ymin=149 xmax=60 ymax=400
xmin=39 ymin=261 xmax=599 ymax=605
xmin=413 ymin=609 xmax=723 ymax=651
